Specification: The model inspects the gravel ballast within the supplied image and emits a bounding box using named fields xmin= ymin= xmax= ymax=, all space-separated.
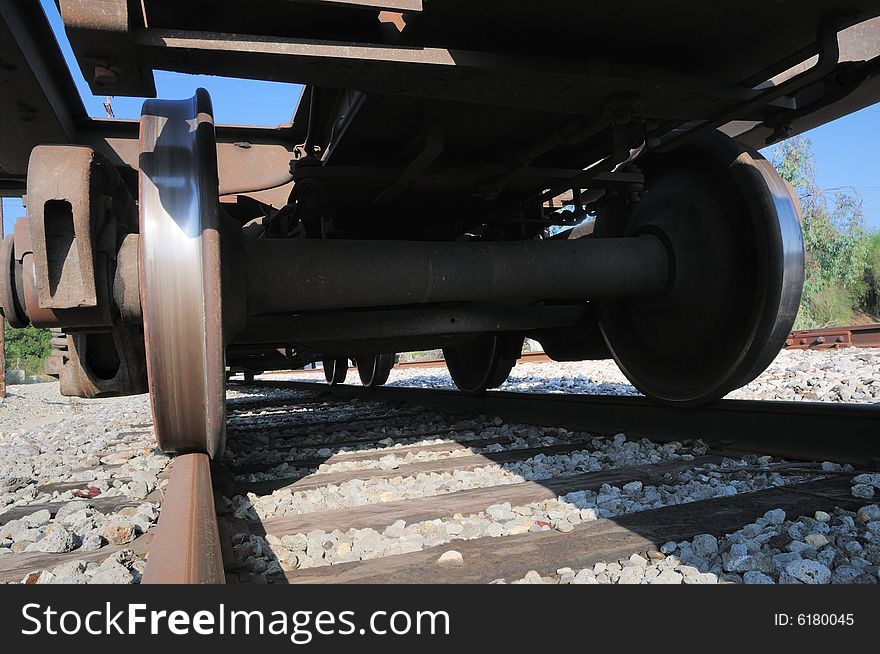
xmin=1 ymin=347 xmax=877 ymax=583
xmin=275 ymin=348 xmax=880 ymax=404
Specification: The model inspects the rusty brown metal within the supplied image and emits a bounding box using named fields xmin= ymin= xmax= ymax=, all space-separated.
xmin=303 ymin=0 xmax=422 ymax=9
xmin=59 ymin=325 xmax=147 ymax=398
xmin=784 ymin=324 xmax=880 ymax=350
xmin=850 ymin=325 xmax=880 ymax=348
xmin=142 ymin=453 xmax=225 ymax=584
xmin=25 ymin=145 xmax=136 ymax=312
xmin=43 ymin=328 xmax=68 ymax=379
xmin=378 ymin=11 xmax=407 ymax=32
xmin=130 ymin=27 xmax=746 ymax=119
xmin=76 ymin=120 xmax=299 ymax=202
xmin=5 ymin=145 xmax=149 ymax=398
xmin=58 ymin=0 xmax=156 ymax=97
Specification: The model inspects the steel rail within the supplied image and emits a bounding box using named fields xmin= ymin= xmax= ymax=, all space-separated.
xmin=260 ymin=321 xmax=880 ymax=379
xmin=785 ymin=323 xmax=880 ymax=350
xmin=142 ymin=453 xmax=225 ymax=584
xmin=265 ymin=382 xmax=880 ymax=467
xmin=391 ymin=320 xmax=880 ymax=369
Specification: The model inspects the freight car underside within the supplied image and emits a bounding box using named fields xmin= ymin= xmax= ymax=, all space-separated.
xmin=1 ymin=1 xmax=880 ymax=456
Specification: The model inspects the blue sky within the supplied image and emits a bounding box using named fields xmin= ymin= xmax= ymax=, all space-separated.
xmin=4 ymin=0 xmax=880 ymax=234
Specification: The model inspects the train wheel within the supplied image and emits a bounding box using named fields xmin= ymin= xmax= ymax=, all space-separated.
xmin=443 ymin=334 xmax=523 ymax=393
xmin=594 ymin=131 xmax=804 ymax=406
xmin=357 ymin=353 xmax=395 ymax=387
xmin=323 ymin=358 xmax=349 ymax=384
xmin=139 ymin=90 xmax=227 ymax=457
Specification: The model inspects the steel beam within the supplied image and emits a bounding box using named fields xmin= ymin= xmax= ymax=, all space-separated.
xmin=131 ymin=28 xmax=751 ymax=116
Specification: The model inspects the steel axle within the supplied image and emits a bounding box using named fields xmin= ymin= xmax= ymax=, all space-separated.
xmin=241 ymin=233 xmax=670 ymax=317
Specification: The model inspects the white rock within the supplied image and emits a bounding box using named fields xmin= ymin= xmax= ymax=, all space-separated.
xmin=22 ymin=509 xmax=51 ymax=527
xmin=383 ymin=520 xmax=406 ymax=539
xmin=55 ymin=501 xmax=92 ymax=523
xmin=572 ymin=569 xmax=597 ymax=584
xmin=436 ymin=550 xmax=463 ymax=567
xmin=89 ymin=558 xmax=135 ymax=584
xmin=579 ymin=508 xmax=598 ymax=521
xmin=27 ymin=524 xmax=75 ymax=553
xmin=628 ymin=553 xmax=648 ymax=567
xmin=524 ymin=571 xmax=548 ymax=584
xmin=652 ymin=569 xmax=683 ymax=584
xmin=50 ymin=560 xmax=89 ymax=584
xmin=617 ymin=566 xmax=644 ymax=584
xmin=554 ymin=519 xmax=574 ymax=533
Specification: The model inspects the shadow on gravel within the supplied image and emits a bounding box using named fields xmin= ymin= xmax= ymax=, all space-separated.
xmin=387 ymin=372 xmax=640 ymax=398
xmin=217 ymin=380 xmax=865 ymax=585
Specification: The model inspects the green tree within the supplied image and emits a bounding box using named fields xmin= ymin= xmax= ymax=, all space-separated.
xmin=769 ymin=137 xmax=873 ymax=328
xmin=3 ymin=323 xmax=51 ymax=375
xmin=861 ymin=231 xmax=880 ymax=317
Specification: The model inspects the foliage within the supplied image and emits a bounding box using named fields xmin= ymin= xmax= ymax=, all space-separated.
xmin=861 ymin=231 xmax=880 ymax=317
xmin=3 ymin=323 xmax=51 ymax=375
xmin=769 ymin=137 xmax=876 ymax=328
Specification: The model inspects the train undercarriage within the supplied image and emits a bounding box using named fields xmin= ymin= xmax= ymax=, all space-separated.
xmin=2 ymin=1 xmax=880 ymax=457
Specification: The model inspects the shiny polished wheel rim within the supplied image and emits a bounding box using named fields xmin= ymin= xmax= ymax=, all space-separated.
xmin=139 ymin=89 xmax=226 ymax=457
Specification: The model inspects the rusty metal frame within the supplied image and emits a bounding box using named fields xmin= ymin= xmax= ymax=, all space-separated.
xmin=6 ymin=2 xmax=880 ymax=209
xmin=25 ymin=146 xmax=136 ymax=311
xmin=58 ymin=0 xmax=157 ymax=98
xmin=0 ymin=2 xmax=307 ymax=205
xmin=130 ymin=27 xmax=754 ymax=117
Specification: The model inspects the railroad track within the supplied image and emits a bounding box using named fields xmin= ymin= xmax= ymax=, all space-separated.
xmin=785 ymin=323 xmax=880 ymax=350
xmin=277 ymin=323 xmax=880 ymax=378
xmin=138 ymin=383 xmax=879 ymax=584
xmin=141 ymin=454 xmax=224 ymax=584
xmin=397 ymin=324 xmax=880 ymax=368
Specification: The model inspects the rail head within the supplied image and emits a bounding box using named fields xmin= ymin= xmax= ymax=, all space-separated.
xmin=142 ymin=453 xmax=225 ymax=584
